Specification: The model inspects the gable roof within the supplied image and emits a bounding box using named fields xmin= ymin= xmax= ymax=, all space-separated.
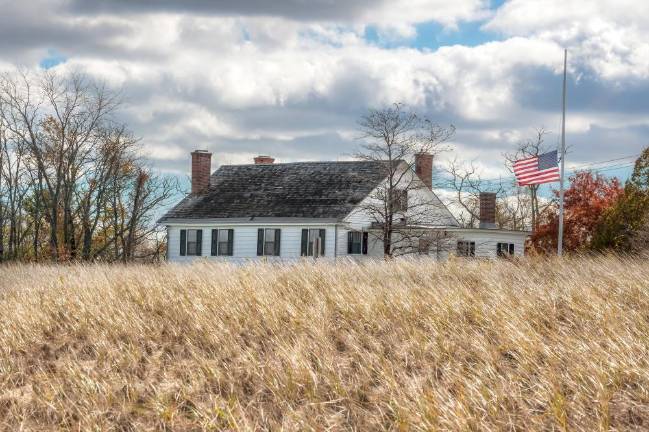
xmin=159 ymin=160 xmax=394 ymax=222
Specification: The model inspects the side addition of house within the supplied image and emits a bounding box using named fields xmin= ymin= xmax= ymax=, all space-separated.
xmin=158 ymin=151 xmax=530 ymax=262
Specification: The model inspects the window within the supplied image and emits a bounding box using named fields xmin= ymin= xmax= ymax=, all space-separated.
xmin=211 ymin=229 xmax=233 ymax=256
xmin=301 ymin=229 xmax=326 ymax=257
xmin=418 ymin=238 xmax=432 ymax=255
xmin=180 ymin=229 xmax=202 ymax=256
xmin=347 ymin=231 xmax=368 ymax=255
xmin=497 ymin=242 xmax=515 ymax=257
xmin=257 ymin=228 xmax=281 ymax=256
xmin=392 ymin=189 xmax=408 ymax=212
xmin=456 ymin=241 xmax=475 ymax=257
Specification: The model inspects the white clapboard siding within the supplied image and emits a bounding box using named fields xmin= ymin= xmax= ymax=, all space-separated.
xmin=453 ymin=231 xmax=527 ymax=258
xmin=335 ymin=227 xmax=384 ymax=259
xmin=343 ymin=169 xmax=458 ymax=227
xmin=167 ymin=225 xmax=337 ymax=263
xmin=167 ymin=225 xmax=528 ymax=262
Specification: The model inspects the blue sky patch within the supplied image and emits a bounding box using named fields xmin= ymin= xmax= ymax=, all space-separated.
xmin=412 ymin=21 xmax=501 ymax=50
xmin=39 ymin=50 xmax=67 ymax=69
xmin=364 ymin=19 xmax=501 ymax=51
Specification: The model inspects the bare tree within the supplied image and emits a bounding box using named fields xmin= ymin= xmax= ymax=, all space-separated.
xmin=446 ymin=159 xmax=506 ymax=228
xmin=0 ymin=69 xmax=177 ymax=263
xmin=504 ymin=128 xmax=554 ymax=231
xmin=0 ymin=123 xmax=6 ymax=261
xmin=0 ymin=118 xmax=31 ymax=259
xmin=355 ymin=103 xmax=456 ymax=257
xmin=497 ymin=183 xmax=533 ymax=230
xmin=76 ymin=125 xmax=137 ymax=260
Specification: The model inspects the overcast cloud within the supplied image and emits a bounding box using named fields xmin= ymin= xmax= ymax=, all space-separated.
xmin=0 ymin=0 xmax=647 ymax=183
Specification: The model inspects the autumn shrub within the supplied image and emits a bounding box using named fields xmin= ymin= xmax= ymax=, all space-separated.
xmin=593 ymin=147 xmax=649 ymax=252
xmin=530 ymin=171 xmax=623 ymax=252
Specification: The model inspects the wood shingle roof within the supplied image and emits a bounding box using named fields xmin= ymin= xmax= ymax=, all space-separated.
xmin=159 ymin=160 xmax=392 ymax=221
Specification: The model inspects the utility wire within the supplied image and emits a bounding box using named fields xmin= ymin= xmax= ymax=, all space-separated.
xmin=435 ymin=156 xmax=639 ymax=189
xmin=445 ymin=154 xmax=640 ymax=185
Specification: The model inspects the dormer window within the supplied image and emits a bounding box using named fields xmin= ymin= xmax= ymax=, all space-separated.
xmin=392 ymin=189 xmax=408 ymax=212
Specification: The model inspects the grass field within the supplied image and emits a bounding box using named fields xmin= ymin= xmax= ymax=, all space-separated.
xmin=1 ymin=256 xmax=648 ymax=431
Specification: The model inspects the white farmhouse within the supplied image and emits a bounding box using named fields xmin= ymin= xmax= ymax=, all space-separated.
xmin=159 ymin=151 xmax=529 ymax=262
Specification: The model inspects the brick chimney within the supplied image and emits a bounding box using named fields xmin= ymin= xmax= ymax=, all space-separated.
xmin=415 ymin=152 xmax=433 ymax=189
xmin=479 ymin=192 xmax=497 ymax=229
xmin=191 ymin=150 xmax=212 ymax=194
xmin=254 ymin=155 xmax=275 ymax=165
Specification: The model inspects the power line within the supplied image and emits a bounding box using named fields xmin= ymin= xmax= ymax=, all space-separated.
xmin=435 ymin=156 xmax=638 ymax=189
xmin=450 ymin=154 xmax=639 ymax=185
xmin=567 ymin=154 xmax=639 ymax=170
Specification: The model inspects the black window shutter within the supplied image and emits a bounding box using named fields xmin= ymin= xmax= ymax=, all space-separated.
xmin=274 ymin=229 xmax=281 ymax=256
xmin=196 ymin=230 xmax=203 ymax=256
xmin=319 ymin=229 xmax=326 ymax=255
xmin=227 ymin=229 xmax=234 ymax=256
xmin=180 ymin=229 xmax=186 ymax=256
xmin=347 ymin=232 xmax=353 ymax=254
xmin=211 ymin=229 xmax=217 ymax=256
xmin=362 ymin=232 xmax=368 ymax=255
xmin=257 ymin=229 xmax=264 ymax=256
xmin=509 ymin=243 xmax=514 ymax=255
xmin=301 ymin=229 xmax=308 ymax=256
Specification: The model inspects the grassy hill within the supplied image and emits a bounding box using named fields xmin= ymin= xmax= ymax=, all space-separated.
xmin=1 ymin=256 xmax=648 ymax=430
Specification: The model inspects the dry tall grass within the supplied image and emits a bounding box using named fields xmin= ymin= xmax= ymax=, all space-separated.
xmin=1 ymin=255 xmax=648 ymax=431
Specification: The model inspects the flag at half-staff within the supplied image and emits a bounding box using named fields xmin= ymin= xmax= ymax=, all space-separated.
xmin=513 ymin=150 xmax=561 ymax=186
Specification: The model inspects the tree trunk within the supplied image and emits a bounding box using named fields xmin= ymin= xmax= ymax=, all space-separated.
xmin=124 ymin=173 xmax=145 ymax=261
xmin=81 ymin=195 xmax=92 ymax=260
xmin=33 ymin=176 xmax=42 ymax=261
xmin=82 ymin=225 xmax=92 ymax=260
xmin=62 ymin=185 xmax=77 ymax=260
xmin=8 ymin=217 xmax=16 ymax=259
xmin=0 ymin=206 xmax=4 ymax=263
xmin=530 ymin=185 xmax=538 ymax=232
xmin=49 ymin=206 xmax=59 ymax=261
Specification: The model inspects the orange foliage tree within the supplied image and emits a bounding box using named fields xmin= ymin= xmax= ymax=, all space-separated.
xmin=530 ymin=172 xmax=623 ymax=253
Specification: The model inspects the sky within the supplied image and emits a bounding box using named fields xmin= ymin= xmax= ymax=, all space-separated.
xmin=1 ymin=0 xmax=648 ymax=188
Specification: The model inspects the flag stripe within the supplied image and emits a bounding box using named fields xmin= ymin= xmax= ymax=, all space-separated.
xmin=519 ymin=176 xmax=560 ymax=186
xmin=518 ymin=172 xmax=561 ymax=185
xmin=515 ymin=158 xmax=537 ymax=164
xmin=518 ymin=171 xmax=560 ymax=182
xmin=515 ymin=166 xmax=540 ymax=175
xmin=517 ymin=171 xmax=560 ymax=184
xmin=513 ymin=159 xmax=537 ymax=168
xmin=516 ymin=167 xmax=560 ymax=181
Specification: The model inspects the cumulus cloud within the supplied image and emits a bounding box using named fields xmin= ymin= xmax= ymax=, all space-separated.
xmin=485 ymin=0 xmax=649 ymax=80
xmin=0 ymin=0 xmax=646 ymax=181
xmin=66 ymin=0 xmax=489 ymax=28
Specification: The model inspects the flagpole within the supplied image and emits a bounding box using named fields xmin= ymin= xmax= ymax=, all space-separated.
xmin=558 ymin=49 xmax=567 ymax=256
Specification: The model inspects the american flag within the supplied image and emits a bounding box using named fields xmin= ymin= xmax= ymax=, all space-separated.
xmin=513 ymin=150 xmax=561 ymax=186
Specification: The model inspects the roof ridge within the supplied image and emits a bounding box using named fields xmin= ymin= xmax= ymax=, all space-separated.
xmin=220 ymin=160 xmax=386 ymax=167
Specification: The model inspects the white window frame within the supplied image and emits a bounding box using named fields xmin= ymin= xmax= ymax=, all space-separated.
xmin=456 ymin=241 xmax=475 ymax=257
xmin=306 ymin=229 xmax=324 ymax=256
xmin=260 ymin=228 xmax=280 ymax=256
xmin=497 ymin=242 xmax=515 ymax=257
xmin=349 ymin=231 xmax=363 ymax=255
xmin=186 ymin=229 xmax=200 ymax=256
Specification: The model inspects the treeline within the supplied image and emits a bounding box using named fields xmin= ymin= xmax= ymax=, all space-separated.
xmin=0 ymin=71 xmax=177 ymax=262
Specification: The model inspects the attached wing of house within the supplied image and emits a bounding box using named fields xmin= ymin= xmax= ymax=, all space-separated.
xmin=158 ymin=151 xmax=530 ymax=262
